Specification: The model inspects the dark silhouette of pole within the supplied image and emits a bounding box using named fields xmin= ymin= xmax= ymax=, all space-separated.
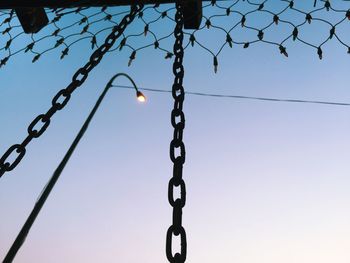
xmin=3 ymin=73 xmax=145 ymax=263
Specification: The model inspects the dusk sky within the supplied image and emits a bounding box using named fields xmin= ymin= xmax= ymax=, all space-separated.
xmin=1 ymin=1 xmax=350 ymax=262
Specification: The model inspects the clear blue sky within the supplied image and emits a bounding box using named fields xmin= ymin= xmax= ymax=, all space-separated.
xmin=1 ymin=1 xmax=350 ymax=262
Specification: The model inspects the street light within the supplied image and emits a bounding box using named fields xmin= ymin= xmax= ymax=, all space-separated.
xmin=107 ymin=72 xmax=146 ymax=103
xmin=136 ymin=90 xmax=146 ymax=102
xmin=3 ymin=73 xmax=145 ymax=263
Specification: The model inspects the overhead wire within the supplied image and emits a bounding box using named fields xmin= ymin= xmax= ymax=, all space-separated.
xmin=113 ymin=85 xmax=350 ymax=107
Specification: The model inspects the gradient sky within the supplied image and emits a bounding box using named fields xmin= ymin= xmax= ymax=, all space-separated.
xmin=1 ymin=1 xmax=350 ymax=262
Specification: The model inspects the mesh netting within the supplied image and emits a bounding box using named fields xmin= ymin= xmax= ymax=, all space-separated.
xmin=1 ymin=0 xmax=349 ymax=71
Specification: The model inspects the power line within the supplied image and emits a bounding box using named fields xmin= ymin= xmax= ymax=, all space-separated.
xmin=112 ymin=85 xmax=350 ymax=107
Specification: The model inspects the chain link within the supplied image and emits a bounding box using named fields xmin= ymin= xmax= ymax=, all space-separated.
xmin=0 ymin=4 xmax=144 ymax=178
xmin=166 ymin=1 xmax=187 ymax=263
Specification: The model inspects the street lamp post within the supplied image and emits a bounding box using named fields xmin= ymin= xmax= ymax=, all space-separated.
xmin=3 ymin=73 xmax=145 ymax=263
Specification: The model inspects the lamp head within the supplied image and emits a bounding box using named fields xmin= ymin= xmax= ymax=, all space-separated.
xmin=136 ymin=90 xmax=146 ymax=102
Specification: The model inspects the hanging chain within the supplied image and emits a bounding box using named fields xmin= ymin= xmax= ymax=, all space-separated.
xmin=166 ymin=1 xmax=187 ymax=263
xmin=0 ymin=4 xmax=144 ymax=179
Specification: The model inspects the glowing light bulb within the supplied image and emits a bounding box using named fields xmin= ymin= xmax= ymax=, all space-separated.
xmin=136 ymin=91 xmax=146 ymax=102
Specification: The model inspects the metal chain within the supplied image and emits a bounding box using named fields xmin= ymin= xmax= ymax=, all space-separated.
xmin=0 ymin=4 xmax=144 ymax=179
xmin=166 ymin=1 xmax=187 ymax=263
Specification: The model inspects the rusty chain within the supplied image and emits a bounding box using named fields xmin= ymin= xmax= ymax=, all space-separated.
xmin=0 ymin=4 xmax=144 ymax=178
xmin=166 ymin=1 xmax=187 ymax=263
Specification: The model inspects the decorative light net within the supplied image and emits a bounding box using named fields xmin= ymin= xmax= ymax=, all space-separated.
xmin=0 ymin=0 xmax=349 ymax=71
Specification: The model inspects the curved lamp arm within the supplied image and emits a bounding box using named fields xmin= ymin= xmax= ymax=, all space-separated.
xmin=108 ymin=73 xmax=145 ymax=102
xmin=3 ymin=73 xmax=145 ymax=263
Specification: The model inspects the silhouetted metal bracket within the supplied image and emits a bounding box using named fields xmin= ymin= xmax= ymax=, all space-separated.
xmin=15 ymin=8 xmax=49 ymax=33
xmin=1 ymin=0 xmax=203 ymax=32
xmin=184 ymin=0 xmax=202 ymax=29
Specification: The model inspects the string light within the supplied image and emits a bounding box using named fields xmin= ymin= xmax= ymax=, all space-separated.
xmin=0 ymin=1 xmax=349 ymax=68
